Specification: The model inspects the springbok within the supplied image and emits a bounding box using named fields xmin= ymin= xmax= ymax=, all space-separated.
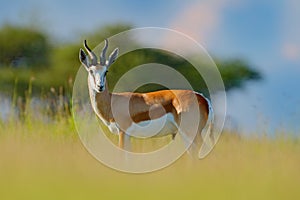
xmin=79 ymin=39 xmax=213 ymax=157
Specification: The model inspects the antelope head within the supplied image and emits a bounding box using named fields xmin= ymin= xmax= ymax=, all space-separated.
xmin=79 ymin=39 xmax=119 ymax=93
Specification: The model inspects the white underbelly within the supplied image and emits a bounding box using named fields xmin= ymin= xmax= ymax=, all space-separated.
xmin=126 ymin=113 xmax=178 ymax=138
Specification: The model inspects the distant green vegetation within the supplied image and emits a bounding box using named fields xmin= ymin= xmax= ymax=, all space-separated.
xmin=0 ymin=23 xmax=261 ymax=98
xmin=0 ymin=25 xmax=50 ymax=68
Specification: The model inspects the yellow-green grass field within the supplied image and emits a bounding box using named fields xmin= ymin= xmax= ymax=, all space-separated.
xmin=0 ymin=120 xmax=299 ymax=200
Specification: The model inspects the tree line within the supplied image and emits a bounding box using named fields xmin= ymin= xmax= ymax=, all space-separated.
xmin=0 ymin=24 xmax=261 ymax=97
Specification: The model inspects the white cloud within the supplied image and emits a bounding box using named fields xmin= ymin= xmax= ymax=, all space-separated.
xmin=281 ymin=0 xmax=300 ymax=61
xmin=168 ymin=0 xmax=238 ymax=44
xmin=282 ymin=43 xmax=300 ymax=61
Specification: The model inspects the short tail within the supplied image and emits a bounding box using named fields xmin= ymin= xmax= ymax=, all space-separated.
xmin=185 ymin=93 xmax=215 ymax=159
xmin=198 ymin=97 xmax=215 ymax=159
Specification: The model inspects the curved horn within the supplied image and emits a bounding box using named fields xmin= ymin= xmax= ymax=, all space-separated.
xmin=84 ymin=40 xmax=97 ymax=65
xmin=100 ymin=39 xmax=108 ymax=65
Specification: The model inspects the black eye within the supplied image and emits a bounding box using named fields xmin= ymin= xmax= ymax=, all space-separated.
xmin=104 ymin=71 xmax=108 ymax=76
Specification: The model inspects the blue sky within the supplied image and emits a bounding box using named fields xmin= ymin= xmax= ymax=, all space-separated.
xmin=1 ymin=0 xmax=300 ymax=134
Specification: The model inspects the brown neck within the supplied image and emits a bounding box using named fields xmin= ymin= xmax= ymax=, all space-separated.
xmin=90 ymin=82 xmax=113 ymax=122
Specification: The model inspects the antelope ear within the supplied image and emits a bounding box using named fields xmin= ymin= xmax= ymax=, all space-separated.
xmin=107 ymin=48 xmax=119 ymax=67
xmin=79 ymin=48 xmax=89 ymax=71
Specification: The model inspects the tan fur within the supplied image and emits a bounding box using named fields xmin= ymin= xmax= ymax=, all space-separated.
xmin=92 ymin=83 xmax=209 ymax=136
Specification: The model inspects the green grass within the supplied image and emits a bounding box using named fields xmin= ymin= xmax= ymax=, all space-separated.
xmin=0 ymin=119 xmax=299 ymax=200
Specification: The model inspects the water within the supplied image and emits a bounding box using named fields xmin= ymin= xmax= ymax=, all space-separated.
xmin=0 ymin=95 xmax=11 ymax=121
